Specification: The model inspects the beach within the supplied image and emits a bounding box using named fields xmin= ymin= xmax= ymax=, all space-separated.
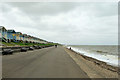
xmin=67 ymin=45 xmax=118 ymax=67
xmin=64 ymin=47 xmax=118 ymax=78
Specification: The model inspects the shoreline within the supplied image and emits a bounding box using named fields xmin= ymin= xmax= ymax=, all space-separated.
xmin=64 ymin=47 xmax=118 ymax=78
xmin=67 ymin=46 xmax=118 ymax=67
xmin=65 ymin=47 xmax=118 ymax=73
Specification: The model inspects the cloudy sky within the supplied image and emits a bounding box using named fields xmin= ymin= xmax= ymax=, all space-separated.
xmin=0 ymin=2 xmax=118 ymax=45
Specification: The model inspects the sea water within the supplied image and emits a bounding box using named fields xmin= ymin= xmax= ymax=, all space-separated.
xmin=67 ymin=45 xmax=119 ymax=67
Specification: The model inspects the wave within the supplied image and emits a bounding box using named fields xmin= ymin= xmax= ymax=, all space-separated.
xmin=67 ymin=46 xmax=118 ymax=67
xmin=96 ymin=50 xmax=108 ymax=53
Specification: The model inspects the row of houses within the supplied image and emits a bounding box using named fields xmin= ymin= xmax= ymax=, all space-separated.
xmin=0 ymin=26 xmax=47 ymax=44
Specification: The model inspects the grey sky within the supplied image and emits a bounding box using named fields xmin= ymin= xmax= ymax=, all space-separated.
xmin=0 ymin=2 xmax=118 ymax=45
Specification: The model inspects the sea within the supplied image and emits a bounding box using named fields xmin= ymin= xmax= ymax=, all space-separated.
xmin=67 ymin=45 xmax=119 ymax=67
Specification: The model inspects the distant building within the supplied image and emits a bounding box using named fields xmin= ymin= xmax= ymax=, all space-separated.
xmin=22 ymin=34 xmax=28 ymax=42
xmin=39 ymin=40 xmax=47 ymax=44
xmin=30 ymin=36 xmax=34 ymax=43
xmin=27 ymin=35 xmax=32 ymax=43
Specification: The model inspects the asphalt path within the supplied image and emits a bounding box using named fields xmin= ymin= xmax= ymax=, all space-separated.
xmin=2 ymin=46 xmax=89 ymax=78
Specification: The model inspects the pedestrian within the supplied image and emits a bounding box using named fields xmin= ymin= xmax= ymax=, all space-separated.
xmin=55 ymin=45 xmax=57 ymax=48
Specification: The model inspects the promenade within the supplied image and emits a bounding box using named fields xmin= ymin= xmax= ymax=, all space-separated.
xmin=2 ymin=46 xmax=89 ymax=78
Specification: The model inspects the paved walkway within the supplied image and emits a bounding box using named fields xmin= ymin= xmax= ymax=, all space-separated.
xmin=2 ymin=46 xmax=89 ymax=78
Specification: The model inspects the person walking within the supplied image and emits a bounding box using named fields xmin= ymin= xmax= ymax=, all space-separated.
xmin=55 ymin=45 xmax=57 ymax=48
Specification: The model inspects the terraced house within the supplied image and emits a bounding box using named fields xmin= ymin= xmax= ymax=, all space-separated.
xmin=22 ymin=34 xmax=29 ymax=43
xmin=0 ymin=26 xmax=8 ymax=42
xmin=16 ymin=32 xmax=23 ymax=42
xmin=7 ymin=30 xmax=16 ymax=42
xmin=30 ymin=36 xmax=34 ymax=43
xmin=27 ymin=35 xmax=32 ymax=43
xmin=0 ymin=26 xmax=47 ymax=44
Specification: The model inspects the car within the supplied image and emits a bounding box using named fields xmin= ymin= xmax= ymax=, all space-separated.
xmin=42 ymin=46 xmax=45 ymax=48
xmin=33 ymin=46 xmax=41 ymax=49
xmin=29 ymin=47 xmax=34 ymax=50
xmin=33 ymin=46 xmax=38 ymax=49
xmin=21 ymin=47 xmax=27 ymax=52
xmin=2 ymin=49 xmax=13 ymax=55
xmin=33 ymin=45 xmax=37 ymax=49
xmin=38 ymin=46 xmax=42 ymax=49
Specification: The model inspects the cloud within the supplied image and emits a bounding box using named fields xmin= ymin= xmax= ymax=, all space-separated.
xmin=6 ymin=2 xmax=80 ymax=16
xmin=0 ymin=2 xmax=118 ymax=45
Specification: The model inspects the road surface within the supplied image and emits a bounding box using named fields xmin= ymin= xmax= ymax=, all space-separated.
xmin=2 ymin=46 xmax=89 ymax=78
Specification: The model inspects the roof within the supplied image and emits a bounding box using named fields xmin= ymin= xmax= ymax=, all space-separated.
xmin=16 ymin=32 xmax=22 ymax=34
xmin=27 ymin=35 xmax=31 ymax=37
xmin=0 ymin=26 xmax=7 ymax=31
xmin=0 ymin=26 xmax=3 ymax=28
xmin=22 ymin=34 xmax=27 ymax=36
xmin=0 ymin=26 xmax=5 ymax=28
xmin=7 ymin=30 xmax=16 ymax=33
